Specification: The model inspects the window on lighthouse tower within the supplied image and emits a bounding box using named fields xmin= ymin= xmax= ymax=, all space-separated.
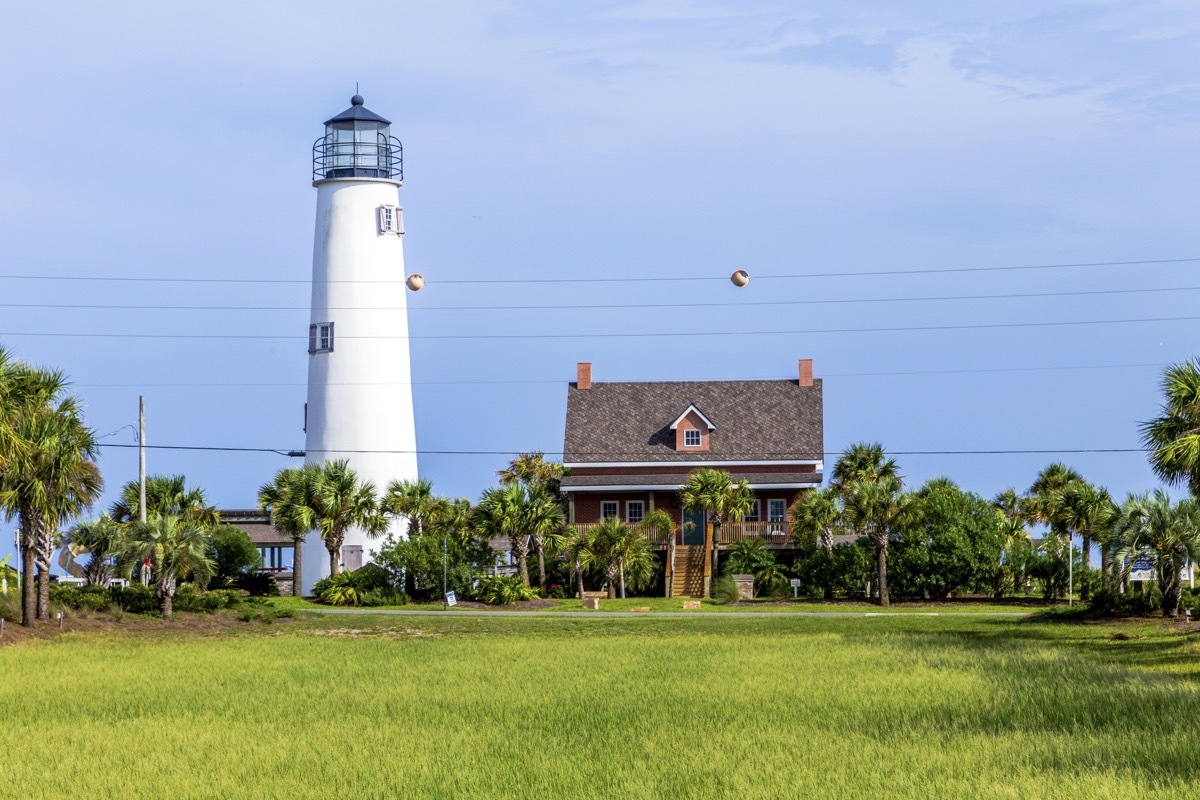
xmin=308 ymin=322 xmax=335 ymax=354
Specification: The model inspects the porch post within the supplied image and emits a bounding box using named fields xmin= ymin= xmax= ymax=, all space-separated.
xmin=703 ymin=522 xmax=714 ymax=598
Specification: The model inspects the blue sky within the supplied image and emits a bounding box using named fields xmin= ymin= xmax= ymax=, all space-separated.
xmin=2 ymin=1 xmax=1199 ymax=563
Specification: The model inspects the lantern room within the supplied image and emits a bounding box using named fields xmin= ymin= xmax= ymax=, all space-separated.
xmin=312 ymin=94 xmax=403 ymax=181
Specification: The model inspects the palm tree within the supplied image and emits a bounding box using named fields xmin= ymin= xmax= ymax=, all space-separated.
xmin=1054 ymin=482 xmax=1117 ymax=600
xmin=790 ymin=487 xmax=842 ymax=599
xmin=577 ymin=518 xmax=655 ymax=599
xmin=1114 ymin=490 xmax=1200 ymax=617
xmin=560 ymin=525 xmax=588 ymax=599
xmin=497 ymin=451 xmax=568 ymax=494
xmin=381 ymin=478 xmax=454 ymax=594
xmin=1141 ymin=359 xmax=1200 ymax=496
xmin=992 ymin=487 xmax=1028 ymax=522
xmin=830 ymin=442 xmax=898 ymax=492
xmin=679 ymin=468 xmax=756 ymax=596
xmin=258 ymin=464 xmax=321 ymax=597
xmin=309 ymin=460 xmax=385 ymax=578
xmin=524 ymin=486 xmax=565 ymax=589
xmin=2 ymin=374 xmax=102 ymax=624
xmin=381 ymin=478 xmax=447 ymax=539
xmin=1026 ymin=463 xmax=1083 ymax=539
xmin=842 ymin=475 xmax=912 ymax=607
xmin=110 ymin=474 xmax=220 ymax=529
xmin=124 ymin=516 xmax=215 ymax=619
xmin=65 ymin=515 xmax=127 ymax=587
xmin=475 ymin=484 xmax=530 ymax=585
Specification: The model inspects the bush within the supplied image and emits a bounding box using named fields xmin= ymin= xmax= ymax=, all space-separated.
xmin=111 ymin=583 xmax=158 ymax=614
xmin=174 ymin=585 xmax=244 ymax=613
xmin=359 ymin=588 xmax=409 ymax=607
xmin=712 ymin=575 xmax=740 ymax=605
xmin=475 ymin=576 xmax=535 ymax=605
xmin=209 ymin=525 xmax=262 ymax=588
xmin=234 ymin=571 xmax=281 ymax=597
xmin=1088 ymin=586 xmax=1163 ymax=617
xmin=0 ymin=591 xmax=19 ymax=622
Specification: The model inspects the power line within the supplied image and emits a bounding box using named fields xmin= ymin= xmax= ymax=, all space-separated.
xmin=67 ymin=362 xmax=1168 ymax=389
xmin=95 ymin=442 xmax=1144 ymax=457
xmin=5 ymin=314 xmax=1198 ymax=341
xmin=0 ymin=256 xmax=1196 ymax=286
xmin=3 ymin=284 xmax=1196 ymax=313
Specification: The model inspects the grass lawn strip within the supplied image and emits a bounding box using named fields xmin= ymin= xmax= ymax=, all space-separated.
xmin=3 ymin=615 xmax=1198 ymax=799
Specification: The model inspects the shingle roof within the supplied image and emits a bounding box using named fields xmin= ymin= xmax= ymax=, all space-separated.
xmin=219 ymin=509 xmax=294 ymax=545
xmin=563 ymin=379 xmax=823 ymax=463
xmin=561 ymin=471 xmax=822 ymax=489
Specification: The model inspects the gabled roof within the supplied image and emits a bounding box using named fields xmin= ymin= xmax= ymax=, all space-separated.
xmin=563 ymin=378 xmax=823 ymax=464
xmin=669 ymin=404 xmax=715 ymax=430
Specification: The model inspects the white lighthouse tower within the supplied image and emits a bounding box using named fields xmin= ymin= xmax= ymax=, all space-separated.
xmin=301 ymin=94 xmax=418 ymax=593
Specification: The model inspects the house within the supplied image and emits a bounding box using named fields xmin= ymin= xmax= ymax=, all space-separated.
xmin=219 ymin=509 xmax=298 ymax=595
xmin=561 ymin=360 xmax=824 ymax=597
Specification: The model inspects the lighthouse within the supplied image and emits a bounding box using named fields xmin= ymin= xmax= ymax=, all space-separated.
xmin=302 ymin=94 xmax=418 ymax=593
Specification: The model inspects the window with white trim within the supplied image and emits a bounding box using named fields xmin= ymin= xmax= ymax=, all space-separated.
xmin=743 ymin=500 xmax=760 ymax=523
xmin=626 ymin=501 xmax=644 ymax=524
xmin=600 ymin=501 xmax=619 ymax=520
xmin=684 ymin=429 xmax=702 ymax=447
xmin=768 ymin=499 xmax=786 ymax=522
xmin=378 ymin=205 xmax=404 ymax=235
xmin=308 ymin=322 xmax=334 ymax=354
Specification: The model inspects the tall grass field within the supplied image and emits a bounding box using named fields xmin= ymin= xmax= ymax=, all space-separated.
xmin=2 ymin=615 xmax=1199 ymax=798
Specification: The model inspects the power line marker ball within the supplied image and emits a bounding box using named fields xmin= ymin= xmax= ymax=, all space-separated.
xmin=406 ymin=273 xmax=425 ymax=292
xmin=731 ymin=269 xmax=750 ymax=287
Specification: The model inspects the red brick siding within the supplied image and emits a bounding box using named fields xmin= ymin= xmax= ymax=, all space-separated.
xmin=572 ymin=489 xmax=809 ymax=525
xmin=674 ymin=411 xmax=710 ymax=452
xmin=569 ymin=463 xmax=817 ymax=476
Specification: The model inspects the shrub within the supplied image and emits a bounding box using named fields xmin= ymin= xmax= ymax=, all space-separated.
xmin=111 ymin=583 xmax=158 ymax=614
xmin=209 ymin=525 xmax=262 ymax=588
xmin=0 ymin=591 xmax=19 ymax=622
xmin=712 ymin=575 xmax=740 ymax=605
xmin=174 ymin=585 xmax=244 ymax=613
xmin=359 ymin=588 xmax=409 ymax=607
xmin=475 ymin=576 xmax=535 ymax=605
xmin=234 ymin=571 xmax=280 ymax=597
xmin=1089 ymin=586 xmax=1163 ymax=617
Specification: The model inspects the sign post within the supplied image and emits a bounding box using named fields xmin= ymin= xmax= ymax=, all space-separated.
xmin=790 ymin=578 xmax=801 ymax=599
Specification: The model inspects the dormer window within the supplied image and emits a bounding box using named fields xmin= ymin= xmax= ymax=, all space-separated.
xmin=670 ymin=404 xmax=715 ymax=452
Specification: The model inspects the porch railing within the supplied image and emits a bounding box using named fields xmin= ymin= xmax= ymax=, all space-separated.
xmin=569 ymin=520 xmax=791 ymax=547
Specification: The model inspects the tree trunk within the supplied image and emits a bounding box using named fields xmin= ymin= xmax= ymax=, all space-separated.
xmin=1100 ymin=547 xmax=1111 ymax=591
xmin=21 ymin=537 xmax=35 ymax=628
xmin=36 ymin=565 xmax=50 ymax=620
xmin=536 ymin=539 xmax=547 ymax=588
xmin=328 ymin=544 xmax=341 ymax=578
xmin=619 ymin=558 xmax=626 ymax=599
xmin=161 ymin=593 xmax=173 ymax=620
xmin=575 ymin=559 xmax=584 ymax=600
xmin=1163 ymin=559 xmax=1182 ymax=618
xmin=876 ymin=533 xmax=890 ymax=607
xmin=710 ymin=522 xmax=720 ymax=586
xmin=606 ymin=566 xmax=618 ymax=599
xmin=292 ymin=535 xmax=303 ymax=597
xmin=516 ymin=536 xmax=531 ymax=587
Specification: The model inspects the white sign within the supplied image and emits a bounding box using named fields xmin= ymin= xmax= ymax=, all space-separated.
xmin=445 ymin=591 xmax=457 ymax=607
xmin=789 ymin=579 xmax=802 ymax=588
xmin=1129 ymin=551 xmax=1157 ymax=582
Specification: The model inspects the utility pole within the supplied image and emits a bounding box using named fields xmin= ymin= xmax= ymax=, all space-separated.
xmin=138 ymin=396 xmax=147 ymax=524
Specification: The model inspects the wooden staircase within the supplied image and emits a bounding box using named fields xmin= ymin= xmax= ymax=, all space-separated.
xmin=672 ymin=545 xmax=707 ymax=598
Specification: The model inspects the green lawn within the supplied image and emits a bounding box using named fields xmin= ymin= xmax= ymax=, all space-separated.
xmin=3 ymin=614 xmax=1199 ymax=798
xmin=263 ymin=594 xmax=1036 ymax=613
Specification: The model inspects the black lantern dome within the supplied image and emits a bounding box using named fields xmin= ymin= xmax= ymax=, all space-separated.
xmin=312 ymin=95 xmax=403 ymax=181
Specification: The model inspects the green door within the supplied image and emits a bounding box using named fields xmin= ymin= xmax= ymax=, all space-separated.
xmin=682 ymin=508 xmax=706 ymax=545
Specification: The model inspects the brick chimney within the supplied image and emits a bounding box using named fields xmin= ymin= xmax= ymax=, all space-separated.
xmin=798 ymin=358 xmax=813 ymax=387
xmin=577 ymin=362 xmax=592 ymax=390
